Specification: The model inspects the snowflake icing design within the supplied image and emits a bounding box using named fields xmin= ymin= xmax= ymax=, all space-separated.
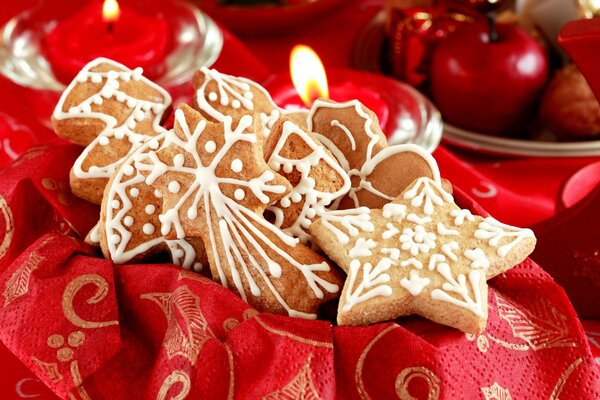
xmin=310 ymin=177 xmax=536 ymax=333
xmin=135 ymin=106 xmax=341 ymax=319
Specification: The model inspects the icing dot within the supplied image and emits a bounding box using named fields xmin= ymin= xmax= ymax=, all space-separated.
xmin=127 ymin=99 xmax=136 ymax=108
xmin=291 ymin=192 xmax=302 ymax=203
xmin=132 ymin=68 xmax=143 ymax=80
xmin=116 ymin=92 xmax=126 ymax=102
xmin=234 ymin=189 xmax=245 ymax=200
xmin=174 ymin=249 xmax=184 ymax=259
xmin=142 ymin=223 xmax=155 ymax=235
xmin=149 ymin=139 xmax=160 ymax=149
xmin=306 ymin=209 xmax=317 ymax=219
xmin=107 ymin=70 xmax=119 ymax=80
xmin=100 ymin=87 xmax=113 ymax=98
xmin=130 ymin=188 xmax=140 ymax=197
xmin=205 ymin=141 xmax=216 ymax=153
xmin=76 ymin=73 xmax=87 ymax=83
xmin=145 ymin=204 xmax=156 ymax=215
xmin=122 ymin=165 xmax=134 ymax=176
xmin=283 ymin=163 xmax=293 ymax=174
xmin=91 ymin=74 xmax=102 ymax=84
xmin=98 ymin=136 xmax=110 ymax=146
xmin=193 ymin=263 xmax=203 ymax=272
xmin=168 ymin=181 xmax=181 ymax=194
xmin=127 ymin=120 xmax=136 ymax=129
xmin=110 ymin=234 xmax=121 ymax=244
xmin=173 ymin=154 xmax=185 ymax=167
xmin=111 ymin=200 xmax=120 ymax=209
xmin=231 ymin=159 xmax=243 ymax=173
xmin=123 ymin=216 xmax=134 ymax=227
xmin=92 ymin=96 xmax=103 ymax=105
xmin=231 ymin=99 xmax=241 ymax=109
xmin=154 ymin=189 xmax=163 ymax=198
xmin=208 ymin=92 xmax=218 ymax=102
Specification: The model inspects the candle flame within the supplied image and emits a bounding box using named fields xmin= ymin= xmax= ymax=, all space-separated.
xmin=290 ymin=45 xmax=329 ymax=107
xmin=103 ymin=0 xmax=121 ymax=23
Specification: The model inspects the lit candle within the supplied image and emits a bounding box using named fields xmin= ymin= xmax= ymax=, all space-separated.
xmin=264 ymin=45 xmax=438 ymax=144
xmin=44 ymin=0 xmax=169 ymax=84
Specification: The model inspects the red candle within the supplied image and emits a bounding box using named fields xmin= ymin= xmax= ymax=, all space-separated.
xmin=44 ymin=0 xmax=169 ymax=84
xmin=265 ymin=70 xmax=390 ymax=129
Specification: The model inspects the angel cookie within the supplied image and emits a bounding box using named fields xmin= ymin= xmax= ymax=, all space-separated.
xmin=135 ymin=105 xmax=342 ymax=318
xmin=308 ymin=99 xmax=444 ymax=210
xmin=264 ymin=118 xmax=350 ymax=244
xmin=52 ymin=58 xmax=171 ymax=204
xmin=309 ymin=177 xmax=536 ymax=333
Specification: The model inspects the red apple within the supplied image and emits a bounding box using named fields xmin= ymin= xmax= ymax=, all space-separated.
xmin=430 ymin=22 xmax=549 ymax=135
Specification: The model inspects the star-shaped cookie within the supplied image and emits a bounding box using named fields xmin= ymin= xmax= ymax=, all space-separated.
xmin=134 ymin=104 xmax=342 ymax=319
xmin=52 ymin=57 xmax=171 ymax=204
xmin=264 ymin=117 xmax=350 ymax=244
xmin=309 ymin=177 xmax=536 ymax=333
xmin=307 ymin=99 xmax=445 ymax=210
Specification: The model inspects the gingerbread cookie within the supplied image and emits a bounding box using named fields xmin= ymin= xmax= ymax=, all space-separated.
xmin=264 ymin=117 xmax=350 ymax=244
xmin=135 ymin=104 xmax=342 ymax=318
xmin=309 ymin=177 xmax=536 ymax=333
xmin=98 ymin=126 xmax=207 ymax=271
xmin=307 ymin=99 xmax=443 ymax=210
xmin=192 ymin=67 xmax=307 ymax=136
xmin=52 ymin=58 xmax=171 ymax=204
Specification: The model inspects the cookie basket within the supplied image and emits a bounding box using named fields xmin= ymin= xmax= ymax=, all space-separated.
xmin=0 ymin=142 xmax=598 ymax=399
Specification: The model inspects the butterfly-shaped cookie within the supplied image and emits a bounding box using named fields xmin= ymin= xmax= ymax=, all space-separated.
xmin=308 ymin=99 xmax=444 ymax=210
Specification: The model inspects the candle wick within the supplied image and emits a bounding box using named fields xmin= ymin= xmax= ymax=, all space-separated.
xmin=107 ymin=22 xmax=114 ymax=34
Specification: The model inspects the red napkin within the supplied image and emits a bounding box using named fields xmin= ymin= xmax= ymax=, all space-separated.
xmin=0 ymin=145 xmax=598 ymax=399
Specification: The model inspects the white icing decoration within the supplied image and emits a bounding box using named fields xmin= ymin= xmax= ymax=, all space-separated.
xmin=428 ymin=254 xmax=446 ymax=271
xmin=88 ymin=224 xmax=101 ymax=244
xmin=474 ymin=217 xmax=535 ymax=257
xmin=451 ymin=209 xmax=475 ymax=226
xmin=382 ymin=223 xmax=399 ymax=240
xmin=130 ymin=188 xmax=139 ymax=198
xmin=382 ymin=203 xmax=407 ymax=221
xmin=400 ymin=270 xmax=430 ymax=296
xmin=441 ymin=241 xmax=459 ymax=261
xmin=349 ymin=238 xmax=377 ymax=258
xmin=407 ymin=213 xmax=432 ymax=225
xmin=431 ymin=267 xmax=485 ymax=317
xmin=145 ymin=204 xmax=156 ymax=215
xmin=400 ymin=225 xmax=436 ymax=256
xmin=400 ymin=258 xmax=423 ymax=269
xmin=230 ymin=159 xmax=243 ymax=173
xmin=123 ymin=216 xmax=134 ymax=227
xmin=380 ymin=248 xmax=400 ymax=261
xmin=143 ymin=223 xmax=155 ymax=235
xmin=267 ymin=120 xmax=351 ymax=244
xmin=53 ymin=58 xmax=171 ymax=182
xmin=437 ymin=223 xmax=459 ymax=236
xmin=205 ymin=140 xmax=217 ymax=153
xmin=464 ymin=248 xmax=490 ymax=269
xmin=234 ymin=188 xmax=245 ymax=200
xmin=318 ymin=208 xmax=373 ymax=245
xmin=168 ymin=181 xmax=181 ymax=194
xmin=331 ymin=119 xmax=356 ymax=151
xmin=403 ymin=177 xmax=453 ymax=215
xmin=208 ymin=92 xmax=218 ymax=102
xmin=343 ymin=259 xmax=393 ymax=312
xmin=138 ymin=110 xmax=339 ymax=320
xmin=307 ymin=99 xmax=442 ymax=208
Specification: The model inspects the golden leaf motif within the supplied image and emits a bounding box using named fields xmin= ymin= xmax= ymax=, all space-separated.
xmin=263 ymin=356 xmax=321 ymax=400
xmin=3 ymin=251 xmax=45 ymax=307
xmin=549 ymin=358 xmax=584 ymax=400
xmin=141 ymin=285 xmax=212 ymax=365
xmin=494 ymin=293 xmax=577 ymax=350
xmin=62 ymin=274 xmax=119 ymax=329
xmin=157 ymin=370 xmax=191 ymax=400
xmin=31 ymin=357 xmax=63 ymax=383
xmin=481 ymin=382 xmax=512 ymax=400
xmin=0 ymin=194 xmax=14 ymax=261
xmin=395 ymin=366 xmax=441 ymax=400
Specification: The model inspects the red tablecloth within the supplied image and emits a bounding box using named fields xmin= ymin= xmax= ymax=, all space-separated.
xmin=0 ymin=0 xmax=599 ymax=398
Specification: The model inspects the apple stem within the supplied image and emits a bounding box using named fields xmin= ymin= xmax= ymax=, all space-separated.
xmin=487 ymin=12 xmax=498 ymax=43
